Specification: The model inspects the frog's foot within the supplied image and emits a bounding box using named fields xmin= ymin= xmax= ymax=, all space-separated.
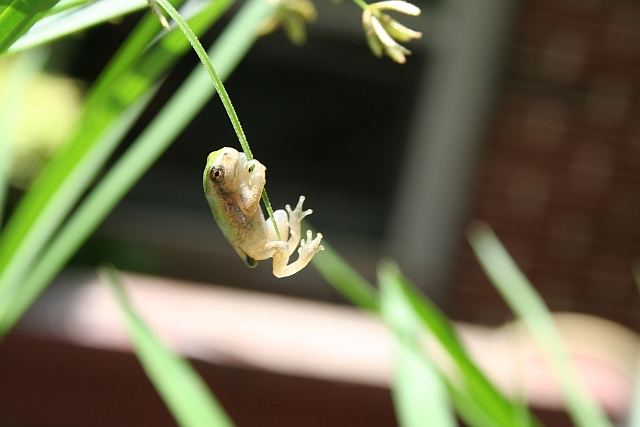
xmin=283 ymin=195 xmax=312 ymax=257
xmin=298 ymin=230 xmax=324 ymax=259
xmin=285 ymin=195 xmax=313 ymax=224
xmin=272 ymin=230 xmax=324 ymax=278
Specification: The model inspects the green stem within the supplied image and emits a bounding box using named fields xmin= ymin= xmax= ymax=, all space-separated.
xmin=154 ymin=0 xmax=252 ymax=159
xmin=352 ymin=0 xmax=368 ymax=10
xmin=155 ymin=0 xmax=281 ymax=239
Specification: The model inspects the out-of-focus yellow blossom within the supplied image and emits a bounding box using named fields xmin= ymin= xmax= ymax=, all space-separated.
xmin=0 ymin=60 xmax=83 ymax=187
xmin=260 ymin=0 xmax=317 ymax=45
xmin=362 ymin=1 xmax=422 ymax=64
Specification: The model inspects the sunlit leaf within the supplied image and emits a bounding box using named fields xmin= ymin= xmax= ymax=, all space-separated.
xmin=0 ymin=0 xmax=59 ymax=54
xmin=9 ymin=0 xmax=148 ymax=54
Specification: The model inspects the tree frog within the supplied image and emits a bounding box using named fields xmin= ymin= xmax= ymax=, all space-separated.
xmin=203 ymin=147 xmax=324 ymax=278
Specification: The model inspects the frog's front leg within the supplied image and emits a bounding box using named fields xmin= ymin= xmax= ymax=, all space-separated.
xmin=269 ymin=196 xmax=324 ymax=278
xmin=237 ymin=159 xmax=266 ymax=216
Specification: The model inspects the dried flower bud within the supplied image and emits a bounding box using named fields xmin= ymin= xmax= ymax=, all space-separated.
xmin=260 ymin=0 xmax=317 ymax=45
xmin=362 ymin=1 xmax=422 ymax=64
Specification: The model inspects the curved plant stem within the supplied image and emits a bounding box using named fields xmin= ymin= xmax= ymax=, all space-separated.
xmin=153 ymin=0 xmax=249 ymax=158
xmin=154 ymin=0 xmax=280 ymax=238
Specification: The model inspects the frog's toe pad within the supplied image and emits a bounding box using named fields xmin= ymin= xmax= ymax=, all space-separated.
xmin=287 ymin=195 xmax=313 ymax=221
xmin=298 ymin=231 xmax=324 ymax=259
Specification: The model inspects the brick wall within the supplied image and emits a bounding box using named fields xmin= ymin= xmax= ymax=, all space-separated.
xmin=450 ymin=0 xmax=640 ymax=327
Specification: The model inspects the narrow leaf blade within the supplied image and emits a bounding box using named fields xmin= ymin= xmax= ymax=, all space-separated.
xmin=9 ymin=0 xmax=148 ymax=54
xmin=379 ymin=263 xmax=539 ymax=427
xmin=468 ymin=222 xmax=612 ymax=427
xmin=101 ymin=266 xmax=233 ymax=427
xmin=0 ymin=0 xmax=60 ymax=54
xmin=380 ymin=262 xmax=455 ymax=427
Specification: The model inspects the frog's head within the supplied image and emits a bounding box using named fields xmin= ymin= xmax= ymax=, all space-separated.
xmin=203 ymin=147 xmax=243 ymax=194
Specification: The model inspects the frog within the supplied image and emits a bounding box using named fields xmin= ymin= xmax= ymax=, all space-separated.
xmin=203 ymin=147 xmax=324 ymax=278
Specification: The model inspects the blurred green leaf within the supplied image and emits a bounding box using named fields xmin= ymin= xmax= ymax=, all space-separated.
xmin=9 ymin=0 xmax=148 ymax=53
xmin=468 ymin=222 xmax=613 ymax=427
xmin=312 ymin=240 xmax=537 ymax=425
xmin=312 ymin=240 xmax=379 ymax=312
xmin=46 ymin=0 xmax=91 ymax=15
xmin=0 ymin=0 xmax=275 ymax=337
xmin=101 ymin=266 xmax=234 ymax=427
xmin=0 ymin=0 xmax=59 ymax=54
xmin=0 ymin=2 xmax=170 ymax=300
xmin=0 ymin=97 xmax=149 ymax=334
xmin=0 ymin=0 xmax=232 ymax=325
xmin=378 ymin=263 xmax=538 ymax=427
xmin=379 ymin=262 xmax=455 ymax=427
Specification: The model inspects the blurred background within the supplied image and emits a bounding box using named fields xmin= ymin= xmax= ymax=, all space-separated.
xmin=1 ymin=0 xmax=639 ymax=425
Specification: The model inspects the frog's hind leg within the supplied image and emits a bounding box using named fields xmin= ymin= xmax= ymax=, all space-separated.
xmin=271 ymin=196 xmax=323 ymax=278
xmin=272 ymin=230 xmax=323 ymax=277
xmin=265 ymin=209 xmax=289 ymax=244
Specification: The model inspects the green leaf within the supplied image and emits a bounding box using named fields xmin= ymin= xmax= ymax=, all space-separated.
xmin=100 ymin=266 xmax=234 ymax=427
xmin=377 ymin=263 xmax=538 ymax=427
xmin=9 ymin=0 xmax=148 ymax=54
xmin=0 ymin=96 xmax=149 ymax=333
xmin=0 ymin=0 xmax=60 ymax=54
xmin=0 ymin=0 xmax=232 ymax=316
xmin=311 ymin=239 xmax=379 ymax=312
xmin=379 ymin=262 xmax=455 ymax=427
xmin=0 ymin=0 xmax=275 ymax=337
xmin=0 ymin=3 xmax=167 ymax=297
xmin=311 ymin=241 xmax=535 ymax=426
xmin=46 ymin=0 xmax=91 ymax=16
xmin=468 ymin=222 xmax=613 ymax=427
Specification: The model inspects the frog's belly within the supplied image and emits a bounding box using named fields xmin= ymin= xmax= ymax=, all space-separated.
xmin=223 ymin=212 xmax=268 ymax=255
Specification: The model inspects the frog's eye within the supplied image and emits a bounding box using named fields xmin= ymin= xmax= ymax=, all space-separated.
xmin=248 ymin=164 xmax=255 ymax=173
xmin=209 ymin=165 xmax=224 ymax=182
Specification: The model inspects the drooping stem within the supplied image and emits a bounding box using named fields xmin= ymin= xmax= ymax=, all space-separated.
xmin=154 ymin=0 xmax=281 ymax=239
xmin=154 ymin=0 xmax=252 ymax=159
